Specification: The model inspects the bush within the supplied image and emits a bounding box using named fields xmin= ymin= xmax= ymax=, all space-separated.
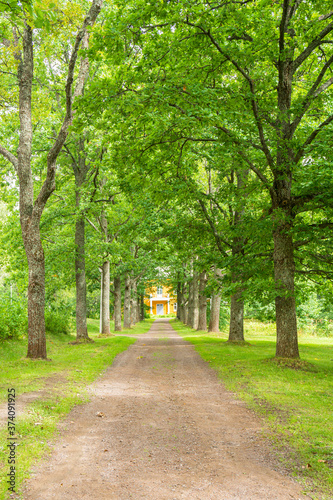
xmin=45 ymin=309 xmax=73 ymax=335
xmin=0 ymin=301 xmax=27 ymax=340
xmin=245 ymin=300 xmax=276 ymax=322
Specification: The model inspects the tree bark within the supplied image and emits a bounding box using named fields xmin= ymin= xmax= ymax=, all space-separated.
xmin=75 ymin=216 xmax=89 ymax=340
xmin=136 ymin=296 xmax=141 ymax=322
xmin=197 ymin=271 xmax=207 ymax=331
xmin=273 ymin=218 xmax=299 ymax=357
xmin=183 ymin=283 xmax=188 ymax=324
xmin=140 ymin=294 xmax=145 ymax=321
xmin=178 ymin=283 xmax=183 ymax=322
xmin=176 ymin=280 xmax=181 ymax=320
xmin=188 ymin=269 xmax=199 ymax=329
xmin=113 ymin=275 xmax=122 ymax=332
xmin=191 ymin=270 xmax=199 ymax=329
xmin=186 ymin=278 xmax=194 ymax=326
xmin=123 ymin=275 xmax=131 ymax=329
xmin=227 ymin=170 xmax=247 ymax=342
xmin=208 ymin=294 xmax=221 ymax=333
xmin=73 ymin=138 xmax=91 ymax=341
xmin=130 ymin=280 xmax=137 ymax=326
xmin=25 ymin=228 xmax=47 ymax=358
xmin=101 ymin=260 xmax=110 ymax=334
xmin=16 ymin=25 xmax=46 ymax=359
xmin=228 ymin=289 xmax=244 ymax=341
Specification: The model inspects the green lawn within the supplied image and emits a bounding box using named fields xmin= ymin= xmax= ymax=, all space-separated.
xmin=0 ymin=318 xmax=153 ymax=500
xmin=171 ymin=319 xmax=333 ymax=500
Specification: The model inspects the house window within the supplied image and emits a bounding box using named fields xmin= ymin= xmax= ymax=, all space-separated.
xmin=157 ymin=286 xmax=163 ymax=297
xmin=173 ymin=303 xmax=177 ymax=312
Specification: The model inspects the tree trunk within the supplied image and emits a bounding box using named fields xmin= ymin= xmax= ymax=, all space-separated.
xmin=140 ymin=294 xmax=145 ymax=321
xmin=123 ymin=275 xmax=131 ymax=329
xmin=191 ymin=269 xmax=199 ymax=329
xmin=130 ymin=280 xmax=137 ymax=326
xmin=186 ymin=278 xmax=194 ymax=326
xmin=228 ymin=290 xmax=244 ymax=342
xmin=24 ymin=228 xmax=47 ymax=358
xmin=273 ymin=221 xmax=299 ymax=357
xmin=272 ymin=13 xmax=299 ymax=359
xmin=17 ymin=26 xmax=46 ymax=359
xmin=101 ymin=260 xmax=110 ymax=334
xmin=208 ymin=294 xmax=221 ymax=333
xmin=197 ymin=271 xmax=207 ymax=331
xmin=75 ymin=216 xmax=90 ymax=340
xmin=227 ymin=171 xmax=246 ymax=342
xmin=113 ymin=275 xmax=122 ymax=332
xmin=176 ymin=280 xmax=181 ymax=320
xmin=74 ymin=143 xmax=91 ymax=342
xmin=179 ymin=282 xmax=185 ymax=322
xmin=183 ymin=284 xmax=188 ymax=324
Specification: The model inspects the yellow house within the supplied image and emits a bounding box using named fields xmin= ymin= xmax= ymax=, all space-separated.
xmin=144 ymin=284 xmax=177 ymax=316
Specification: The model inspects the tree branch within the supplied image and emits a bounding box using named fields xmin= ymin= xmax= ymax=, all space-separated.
xmin=35 ymin=0 xmax=103 ymax=211
xmin=291 ymin=54 xmax=333 ymax=134
xmin=293 ymin=21 xmax=333 ymax=71
xmin=85 ymin=216 xmax=99 ymax=232
xmin=198 ymin=199 xmax=230 ymax=255
xmin=295 ymin=113 xmax=333 ymax=163
xmin=0 ymin=145 xmax=18 ymax=171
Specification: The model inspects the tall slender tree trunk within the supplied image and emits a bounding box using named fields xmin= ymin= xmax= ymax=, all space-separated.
xmin=135 ymin=281 xmax=141 ymax=323
xmin=197 ymin=271 xmax=207 ymax=331
xmin=75 ymin=216 xmax=89 ymax=340
xmin=113 ymin=275 xmax=122 ymax=332
xmin=228 ymin=289 xmax=244 ymax=342
xmin=190 ymin=269 xmax=199 ymax=329
xmin=16 ymin=25 xmax=46 ymax=359
xmin=227 ymin=170 xmax=247 ymax=342
xmin=186 ymin=278 xmax=194 ymax=326
xmin=209 ymin=294 xmax=221 ymax=332
xmin=178 ymin=282 xmax=185 ymax=322
xmin=123 ymin=275 xmax=131 ymax=329
xmin=140 ymin=294 xmax=145 ymax=321
xmin=272 ymin=15 xmax=299 ymax=359
xmin=183 ymin=283 xmax=188 ymax=324
xmin=73 ymin=143 xmax=91 ymax=341
xmin=101 ymin=260 xmax=110 ymax=334
xmin=130 ymin=280 xmax=137 ymax=326
xmin=176 ymin=280 xmax=182 ymax=320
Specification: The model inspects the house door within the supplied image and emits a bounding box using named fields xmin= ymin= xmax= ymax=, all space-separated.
xmin=156 ymin=304 xmax=164 ymax=315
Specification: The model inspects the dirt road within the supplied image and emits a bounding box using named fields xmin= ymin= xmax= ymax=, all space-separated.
xmin=23 ymin=319 xmax=308 ymax=499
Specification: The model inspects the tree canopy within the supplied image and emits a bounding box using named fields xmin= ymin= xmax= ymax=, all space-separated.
xmin=1 ymin=0 xmax=333 ymax=359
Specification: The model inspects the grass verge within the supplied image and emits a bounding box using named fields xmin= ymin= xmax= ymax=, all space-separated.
xmin=171 ymin=319 xmax=333 ymax=500
xmin=0 ymin=318 xmax=153 ymax=500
